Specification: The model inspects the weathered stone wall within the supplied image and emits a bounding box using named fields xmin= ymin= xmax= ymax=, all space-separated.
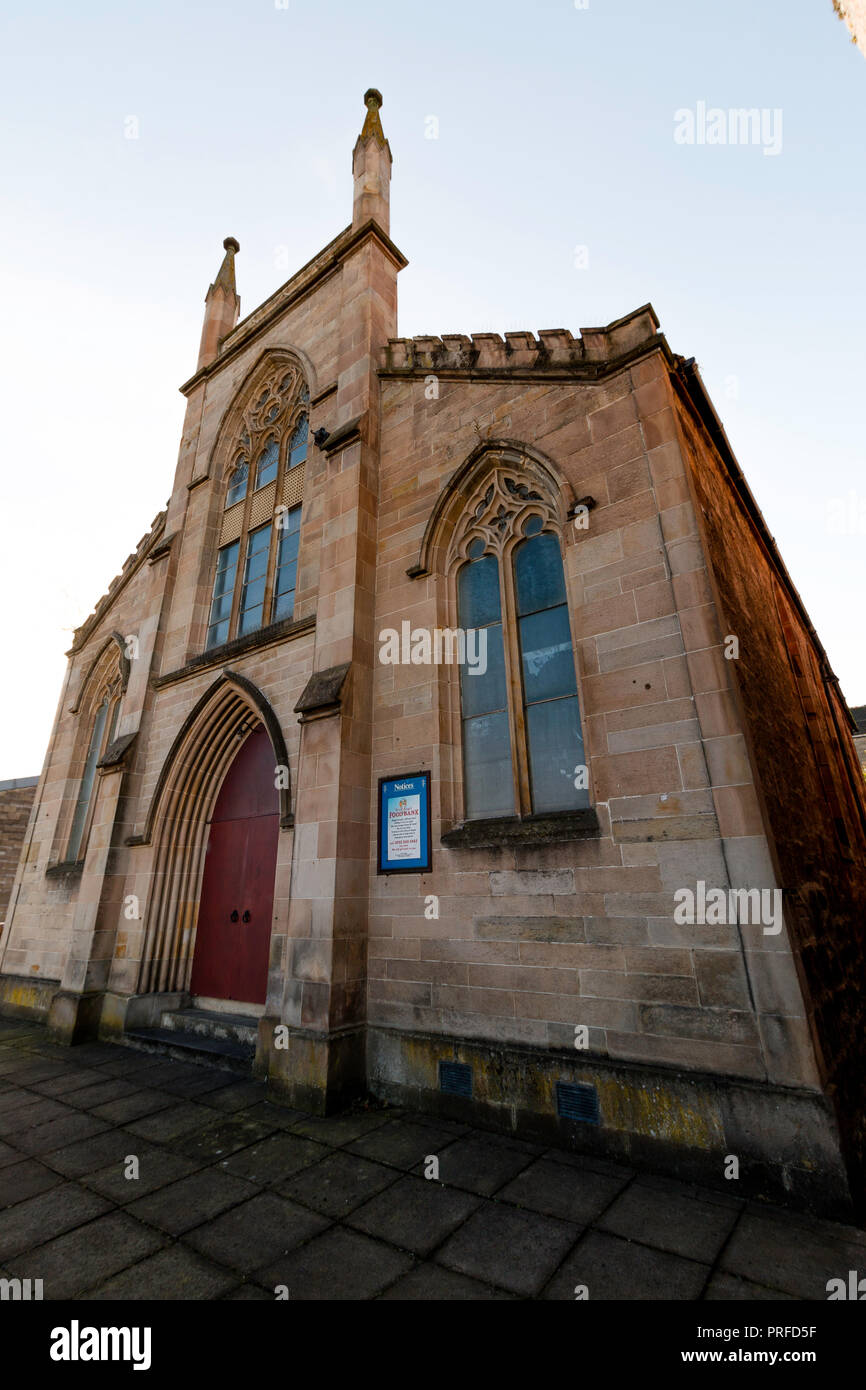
xmin=370 ymin=325 xmax=819 ymax=1100
xmin=0 ymin=779 xmax=37 ymax=925
xmin=677 ymin=371 xmax=866 ymax=1200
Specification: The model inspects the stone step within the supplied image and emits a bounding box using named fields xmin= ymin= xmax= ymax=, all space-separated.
xmin=160 ymin=1007 xmax=259 ymax=1049
xmin=122 ymin=1023 xmax=255 ymax=1075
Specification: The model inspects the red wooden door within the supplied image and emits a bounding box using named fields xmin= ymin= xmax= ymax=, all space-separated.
xmin=190 ymin=725 xmax=279 ymax=1006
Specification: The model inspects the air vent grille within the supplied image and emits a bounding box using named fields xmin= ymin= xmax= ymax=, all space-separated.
xmin=556 ymin=1081 xmax=600 ymax=1124
xmin=439 ymin=1061 xmax=472 ymax=1097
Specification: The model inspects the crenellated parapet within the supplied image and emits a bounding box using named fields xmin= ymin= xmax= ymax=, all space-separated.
xmin=381 ymin=304 xmax=668 ymax=378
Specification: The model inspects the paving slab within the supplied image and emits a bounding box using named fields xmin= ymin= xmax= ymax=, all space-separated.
xmin=224 ymin=1281 xmax=276 ymax=1299
xmin=124 ymin=1102 xmax=219 ymax=1143
xmin=277 ymin=1151 xmax=400 ymax=1217
xmin=197 ymin=1082 xmax=269 ymax=1114
xmin=379 ymin=1262 xmax=516 ymax=1300
xmin=5 ymin=1210 xmax=166 ymax=1298
xmin=126 ymin=1169 xmax=254 ymax=1235
xmin=719 ymin=1207 xmax=866 ymax=1300
xmin=542 ymin=1229 xmax=710 ymax=1301
xmin=42 ymin=1128 xmax=157 ymax=1180
xmin=346 ymin=1118 xmax=461 ymax=1173
xmin=14 ymin=1111 xmax=111 ymax=1157
xmin=183 ymin=1191 xmax=329 ymax=1273
xmin=62 ymin=1078 xmax=142 ymax=1111
xmin=0 ymin=1158 xmax=63 ymax=1208
xmin=287 ymin=1109 xmax=394 ymax=1147
xmin=83 ymin=1148 xmax=201 ymax=1202
xmin=0 ymin=1089 xmax=61 ymax=1116
xmin=704 ymin=1272 xmax=798 ymax=1301
xmin=498 ymin=1156 xmax=630 ymax=1225
xmin=82 ymin=1244 xmax=238 ymax=1300
xmin=155 ymin=1070 xmax=241 ymax=1100
xmin=596 ymin=1178 xmax=742 ymax=1263
xmin=0 ymin=1097 xmax=74 ymax=1135
xmin=436 ymin=1201 xmax=579 ymax=1296
xmin=174 ymin=1114 xmax=277 ymax=1163
xmin=0 ymin=1182 xmax=111 ymax=1260
xmin=29 ymin=1070 xmax=108 ymax=1098
xmin=89 ymin=1089 xmax=180 ymax=1125
xmin=432 ymin=1133 xmax=537 ymax=1196
xmin=218 ymin=1132 xmax=327 ymax=1185
xmin=347 ymin=1174 xmax=482 ymax=1255
xmin=257 ymin=1226 xmax=414 ymax=1300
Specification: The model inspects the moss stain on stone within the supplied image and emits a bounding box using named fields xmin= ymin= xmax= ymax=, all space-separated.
xmin=596 ymin=1078 xmax=723 ymax=1148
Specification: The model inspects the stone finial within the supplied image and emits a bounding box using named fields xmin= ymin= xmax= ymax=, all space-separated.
xmin=213 ymin=236 xmax=239 ymax=294
xmin=352 ymin=88 xmax=392 ymax=233
xmin=196 ymin=237 xmax=241 ymax=372
xmin=360 ymin=88 xmax=386 ymax=145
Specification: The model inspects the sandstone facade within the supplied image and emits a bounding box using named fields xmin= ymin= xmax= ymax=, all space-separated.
xmin=2 ymin=92 xmax=864 ymax=1217
xmin=0 ymin=778 xmax=37 ymax=926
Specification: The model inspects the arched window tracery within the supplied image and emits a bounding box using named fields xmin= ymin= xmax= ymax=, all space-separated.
xmin=449 ymin=464 xmax=588 ymax=820
xmin=206 ymin=366 xmax=309 ymax=649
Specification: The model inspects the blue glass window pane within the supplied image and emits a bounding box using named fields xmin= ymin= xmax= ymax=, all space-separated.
xmin=518 ymin=605 xmax=578 ymax=703
xmin=68 ymin=699 xmax=109 ymax=860
xmin=525 ymin=697 xmax=589 ymax=813
xmin=459 ymin=622 xmax=507 ymax=718
xmin=273 ymin=588 xmax=296 ymax=621
xmin=288 ymin=415 xmax=308 ymax=468
xmin=212 ymin=564 xmax=235 ymax=597
xmin=457 ymin=555 xmax=501 ymax=629
xmin=239 ymin=604 xmax=264 ymax=635
xmin=514 ymin=533 xmax=567 ymax=616
xmin=245 ymin=549 xmax=268 ymax=582
xmin=277 ymin=532 xmax=299 ymax=565
xmin=463 ymin=712 xmax=515 ymax=819
xmin=243 ymin=576 xmax=266 ymax=608
xmin=226 ymin=457 xmax=248 ymax=508
xmin=210 ymin=592 xmax=233 ymax=622
xmin=215 ymin=541 xmax=239 ymax=572
xmin=239 ymin=525 xmax=271 ymax=635
xmin=255 ymin=436 xmax=279 ymax=489
xmin=206 ymin=542 xmax=239 ymax=648
xmin=278 ymin=504 xmax=302 ymax=537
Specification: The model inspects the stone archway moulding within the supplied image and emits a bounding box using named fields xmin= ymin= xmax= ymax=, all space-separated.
xmin=136 ymin=671 xmax=290 ymax=995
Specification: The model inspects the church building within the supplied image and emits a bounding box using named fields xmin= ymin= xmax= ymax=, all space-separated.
xmin=3 ymin=92 xmax=865 ymax=1217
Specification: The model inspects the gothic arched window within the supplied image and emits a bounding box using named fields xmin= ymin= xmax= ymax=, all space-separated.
xmin=67 ymin=687 xmax=121 ymax=861
xmin=452 ymin=468 xmax=588 ymax=820
xmin=206 ymin=369 xmax=309 ymax=650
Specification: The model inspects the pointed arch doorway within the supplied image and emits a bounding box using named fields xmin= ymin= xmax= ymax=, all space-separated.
xmin=190 ymin=724 xmax=278 ymax=1006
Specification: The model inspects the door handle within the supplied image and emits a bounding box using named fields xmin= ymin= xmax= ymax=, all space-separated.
xmin=242 ymin=910 xmax=251 ymax=923
xmin=230 ymin=910 xmax=239 ymax=922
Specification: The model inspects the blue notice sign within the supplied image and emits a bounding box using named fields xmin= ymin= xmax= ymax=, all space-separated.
xmin=377 ymin=772 xmax=432 ymax=874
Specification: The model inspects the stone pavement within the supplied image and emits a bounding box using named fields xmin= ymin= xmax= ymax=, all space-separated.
xmin=0 ymin=1019 xmax=864 ymax=1301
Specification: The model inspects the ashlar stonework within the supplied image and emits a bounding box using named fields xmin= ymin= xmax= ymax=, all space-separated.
xmin=2 ymin=92 xmax=865 ymax=1219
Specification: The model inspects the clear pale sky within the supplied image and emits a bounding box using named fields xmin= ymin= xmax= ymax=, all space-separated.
xmin=1 ymin=0 xmax=863 ymax=778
